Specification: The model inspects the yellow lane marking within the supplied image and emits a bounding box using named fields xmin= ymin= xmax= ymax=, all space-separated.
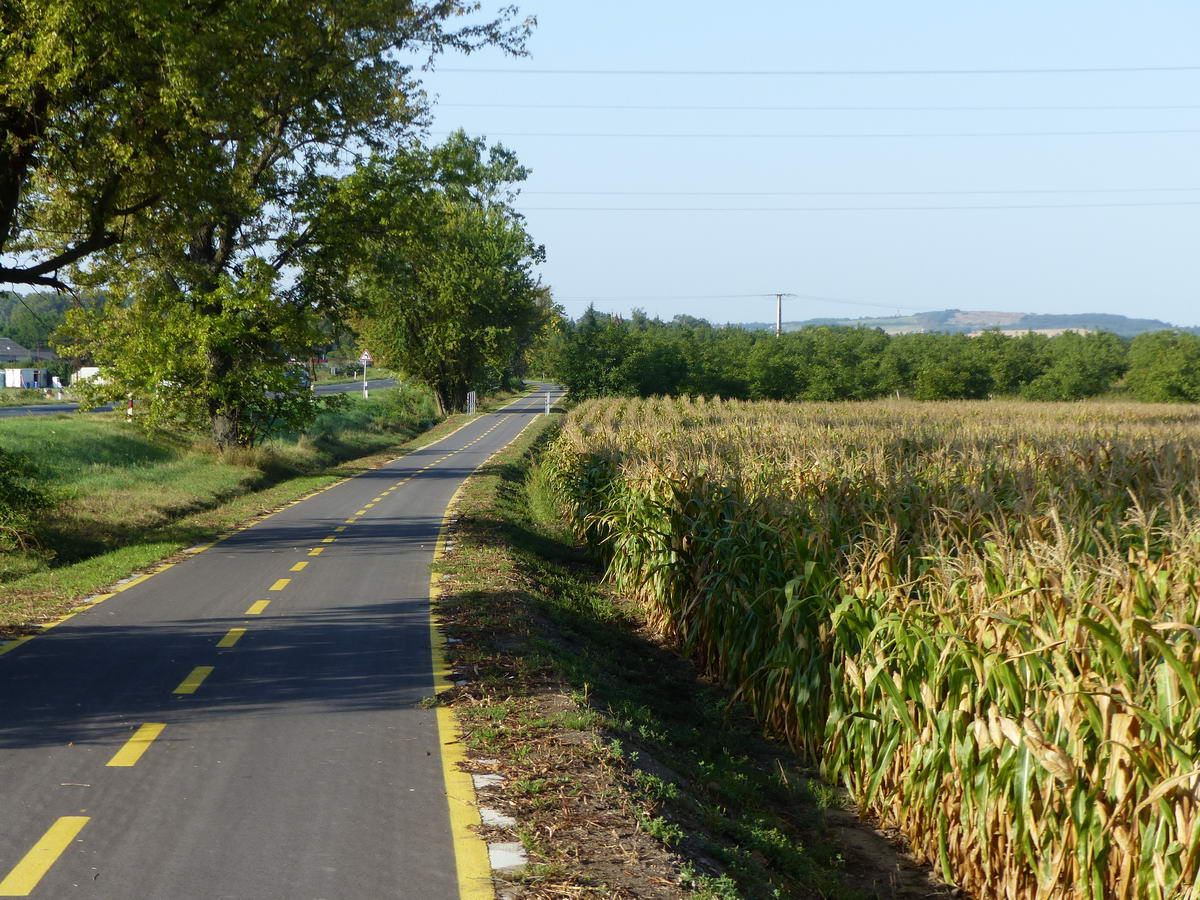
xmin=289 ymin=562 xmax=308 ymax=572
xmin=0 ymin=816 xmax=90 ymax=896
xmin=364 ymin=503 xmax=376 ymax=509
xmin=308 ymin=548 xmax=325 ymax=556
xmin=106 ymin=723 xmax=167 ymax=767
xmin=344 ymin=517 xmax=358 ymax=523
xmin=269 ymin=578 xmax=291 ymax=591
xmin=355 ymin=509 xmax=368 ymax=515
xmin=217 ymin=627 xmax=247 ymax=648
xmin=321 ymin=536 xmax=335 ymax=543
xmin=334 ymin=526 xmax=347 ymax=532
xmin=430 ymin=481 xmax=491 ymax=900
xmin=173 ymin=666 xmax=213 ymax=695
xmin=372 ymin=496 xmax=383 ymax=502
xmin=245 ymin=600 xmax=270 ymax=615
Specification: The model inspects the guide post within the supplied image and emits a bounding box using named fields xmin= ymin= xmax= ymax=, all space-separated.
xmin=359 ymin=350 xmax=372 ymax=399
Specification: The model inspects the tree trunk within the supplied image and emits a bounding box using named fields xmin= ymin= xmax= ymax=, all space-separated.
xmin=206 ymin=344 xmax=240 ymax=449
xmin=434 ymin=379 xmax=469 ymax=415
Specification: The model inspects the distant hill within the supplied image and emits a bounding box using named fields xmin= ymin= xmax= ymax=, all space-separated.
xmin=739 ymin=309 xmax=1199 ymax=338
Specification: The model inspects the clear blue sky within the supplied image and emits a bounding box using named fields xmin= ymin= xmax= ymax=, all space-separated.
xmin=420 ymin=1 xmax=1200 ymax=327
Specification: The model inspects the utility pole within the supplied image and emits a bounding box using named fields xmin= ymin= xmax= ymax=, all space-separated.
xmin=774 ymin=293 xmax=795 ymax=336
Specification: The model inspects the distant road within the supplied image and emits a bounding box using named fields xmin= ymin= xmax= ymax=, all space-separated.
xmin=0 ymin=379 xmax=399 ymax=418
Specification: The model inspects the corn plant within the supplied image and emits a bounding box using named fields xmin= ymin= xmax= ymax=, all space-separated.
xmin=540 ymin=396 xmax=1200 ymax=899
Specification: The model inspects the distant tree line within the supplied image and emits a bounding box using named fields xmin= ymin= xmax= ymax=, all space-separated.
xmin=540 ymin=308 xmax=1200 ymax=403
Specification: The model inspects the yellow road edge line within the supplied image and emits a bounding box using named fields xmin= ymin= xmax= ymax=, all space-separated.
xmin=217 ymin=627 xmax=247 ymax=648
xmin=245 ymin=600 xmax=270 ymax=615
xmin=426 ymin=398 xmax=552 ymax=900
xmin=289 ymin=562 xmax=308 ymax=572
xmin=105 ymin=722 xmax=167 ymax=767
xmin=173 ymin=666 xmax=213 ymax=695
xmin=430 ymin=479 xmax=492 ymax=900
xmin=269 ymin=578 xmax=291 ymax=591
xmin=0 ymin=815 xmax=90 ymax=896
xmin=0 ymin=592 xmax=116 ymax=657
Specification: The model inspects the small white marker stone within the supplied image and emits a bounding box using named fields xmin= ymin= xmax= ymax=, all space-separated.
xmin=487 ymin=842 xmax=527 ymax=873
xmin=480 ymin=808 xmax=517 ymax=828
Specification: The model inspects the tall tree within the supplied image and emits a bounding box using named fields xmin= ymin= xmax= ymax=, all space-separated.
xmin=352 ymin=195 xmax=546 ymax=413
xmin=51 ymin=4 xmax=531 ymax=447
xmin=1126 ymin=331 xmax=1200 ymax=402
xmin=311 ymin=134 xmax=545 ymax=414
xmin=2 ymin=1 xmax=530 ymax=293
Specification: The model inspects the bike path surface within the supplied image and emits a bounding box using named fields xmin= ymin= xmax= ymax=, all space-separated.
xmin=0 ymin=388 xmax=558 ymax=899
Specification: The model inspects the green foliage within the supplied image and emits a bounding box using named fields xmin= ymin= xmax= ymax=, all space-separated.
xmin=1126 ymin=331 xmax=1200 ymax=402
xmin=0 ymin=291 xmax=88 ymax=349
xmin=324 ymin=134 xmax=547 ymax=414
xmin=1 ymin=0 xmax=531 ymax=290
xmin=0 ymin=447 xmax=49 ymax=551
xmin=911 ymin=333 xmax=991 ymax=400
xmin=57 ymin=261 xmax=335 ymax=446
xmin=1022 ymin=331 xmax=1128 ymax=400
xmin=548 ymin=312 xmax=1150 ymax=403
xmin=12 ymin=2 xmax=531 ymax=446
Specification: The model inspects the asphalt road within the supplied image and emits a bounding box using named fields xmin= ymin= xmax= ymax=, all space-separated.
xmin=0 ymin=386 xmax=561 ymax=899
xmin=0 ymin=379 xmax=399 ymax=418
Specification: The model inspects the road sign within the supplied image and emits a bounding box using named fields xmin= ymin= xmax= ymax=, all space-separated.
xmin=359 ymin=351 xmax=373 ymax=363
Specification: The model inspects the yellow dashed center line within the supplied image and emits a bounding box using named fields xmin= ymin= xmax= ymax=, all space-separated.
xmin=106 ymin=723 xmax=167 ymax=767
xmin=321 ymin=536 xmax=335 ymax=543
xmin=217 ymin=627 xmax=247 ymax=648
xmin=0 ymin=816 xmax=90 ymax=896
xmin=372 ymin=496 xmax=383 ymax=502
xmin=334 ymin=525 xmax=347 ymax=532
xmin=355 ymin=508 xmax=368 ymax=515
xmin=308 ymin=548 xmax=325 ymax=556
xmin=173 ymin=666 xmax=213 ymax=695
xmin=345 ymin=517 xmax=358 ymax=523
xmin=289 ymin=561 xmax=308 ymax=572
xmin=245 ymin=600 xmax=270 ymax=615
xmin=364 ymin=503 xmax=375 ymax=509
xmin=269 ymin=578 xmax=291 ymax=591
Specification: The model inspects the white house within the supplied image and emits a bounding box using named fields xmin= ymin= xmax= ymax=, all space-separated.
xmin=3 ymin=368 xmax=50 ymax=389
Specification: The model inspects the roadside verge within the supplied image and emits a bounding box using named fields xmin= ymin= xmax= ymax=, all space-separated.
xmin=430 ymin=411 xmax=956 ymax=899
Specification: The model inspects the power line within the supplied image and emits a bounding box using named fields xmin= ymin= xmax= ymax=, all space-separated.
xmin=524 ymin=186 xmax=1200 ymax=197
xmin=520 ymin=200 xmax=1200 ymax=212
xmin=442 ymin=102 xmax=1200 ymax=112
xmin=438 ymin=64 xmax=1200 ymax=76
xmin=434 ymin=128 xmax=1200 ymax=139
xmin=558 ymin=293 xmax=777 ymax=301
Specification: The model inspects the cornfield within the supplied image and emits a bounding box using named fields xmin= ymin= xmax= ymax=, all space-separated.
xmin=541 ymin=396 xmax=1200 ymax=899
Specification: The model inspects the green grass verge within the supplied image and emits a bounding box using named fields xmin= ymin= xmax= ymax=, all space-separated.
xmin=0 ymin=383 xmax=530 ymax=634
xmin=0 ymin=389 xmax=72 ymax=406
xmin=434 ymin=410 xmax=939 ymax=898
